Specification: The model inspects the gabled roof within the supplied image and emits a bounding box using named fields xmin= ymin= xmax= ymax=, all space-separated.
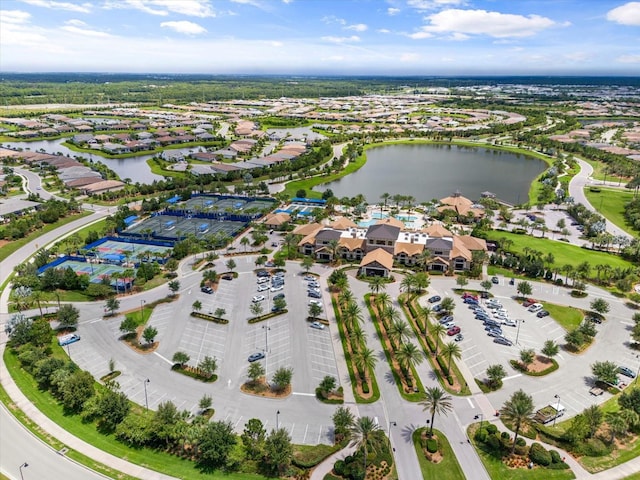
xmin=359 ymin=248 xmax=394 ymax=271
xmin=292 ymin=222 xmax=323 ymax=236
xmin=455 ymin=235 xmax=488 ymax=252
xmin=394 ymin=242 xmax=423 ymax=256
xmin=366 ymin=223 xmax=401 ymax=240
xmin=425 ymin=237 xmax=453 ymax=250
xmin=422 ymin=223 xmax=452 ymax=238
xmin=330 ymin=216 xmax=358 ymax=230
xmin=315 ymin=229 xmax=342 ymax=242
xmin=262 ymin=212 xmax=291 ymax=226
xmin=375 ymin=217 xmax=404 ymax=229
xmin=338 ymin=237 xmax=366 ymax=251
xmin=450 ymin=243 xmax=472 ymax=262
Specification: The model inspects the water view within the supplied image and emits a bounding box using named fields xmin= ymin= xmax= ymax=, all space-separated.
xmin=320 ymin=143 xmax=548 ymax=205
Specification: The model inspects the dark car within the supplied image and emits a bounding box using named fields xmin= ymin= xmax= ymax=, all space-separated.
xmin=428 ymin=296 xmax=442 ymax=303
xmin=256 ymin=270 xmax=269 ymax=277
xmin=463 ymin=297 xmax=478 ymax=305
xmin=480 ymin=291 xmax=489 ymax=299
xmin=200 ymin=286 xmax=213 ymax=294
xmin=432 ymin=304 xmax=443 ymax=313
xmin=248 ymin=352 xmax=265 ymax=362
xmin=493 ymin=336 xmax=513 ymax=346
xmin=486 ymin=330 xmax=503 ymax=338
xmin=491 ymin=276 xmax=499 ymax=284
xmin=618 ymin=366 xmax=636 ymax=378
xmin=221 ymin=274 xmax=233 ymax=281
xmin=273 ymin=293 xmax=285 ymax=300
xmin=308 ymin=291 xmax=321 ymax=298
xmin=536 ymin=310 xmax=550 ymax=318
xmin=588 ymin=316 xmax=602 ymax=324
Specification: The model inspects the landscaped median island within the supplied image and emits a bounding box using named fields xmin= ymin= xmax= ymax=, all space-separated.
xmin=412 ymin=427 xmax=465 ymax=480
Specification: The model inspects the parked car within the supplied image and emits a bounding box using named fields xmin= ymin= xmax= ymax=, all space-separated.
xmin=256 ymin=270 xmax=269 ymax=277
xmin=201 ymin=286 xmax=213 ymax=294
xmin=462 ymin=292 xmax=478 ymax=300
xmin=480 ymin=291 xmax=489 ymax=299
xmin=270 ymin=285 xmax=284 ymax=292
xmin=248 ymin=352 xmax=265 ymax=362
xmin=454 ymin=333 xmax=464 ymax=342
xmin=486 ymin=330 xmax=503 ymax=338
xmin=303 ymin=275 xmax=316 ymax=281
xmin=528 ymin=303 xmax=543 ymax=312
xmin=257 ymin=277 xmax=269 ymax=284
xmin=447 ymin=326 xmax=461 ymax=336
xmin=537 ymin=310 xmax=550 ymax=318
xmin=428 ymin=296 xmax=442 ymax=303
xmin=308 ymin=291 xmax=321 ymax=299
xmin=440 ymin=315 xmax=454 ymax=323
xmin=493 ymin=336 xmax=513 ymax=346
xmin=503 ymin=318 xmax=517 ymax=327
xmin=273 ymin=293 xmax=285 ymax=300
xmin=265 ymin=260 xmax=275 ymax=267
xmin=491 ymin=276 xmax=499 ymax=284
xmin=221 ymin=274 xmax=233 ymax=281
xmin=271 ymin=305 xmax=284 ymax=312
xmin=309 ymin=299 xmax=322 ymax=307
xmin=523 ymin=299 xmax=537 ymax=307
xmin=463 ymin=297 xmax=478 ymax=305
xmin=618 ymin=366 xmax=636 ymax=378
xmin=58 ymin=334 xmax=81 ymax=346
xmin=442 ymin=321 xmax=456 ymax=329
xmin=252 ymin=295 xmax=265 ymax=303
xmin=432 ymin=304 xmax=443 ymax=313
xmin=588 ymin=316 xmax=602 ymax=324
xmin=257 ymin=284 xmax=269 ymax=292
xmin=310 ymin=321 xmax=325 ymax=330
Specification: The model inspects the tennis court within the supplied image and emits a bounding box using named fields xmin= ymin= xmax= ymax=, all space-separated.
xmin=125 ymin=214 xmax=245 ymax=240
xmin=92 ymin=239 xmax=172 ymax=263
xmin=39 ymin=259 xmax=130 ymax=285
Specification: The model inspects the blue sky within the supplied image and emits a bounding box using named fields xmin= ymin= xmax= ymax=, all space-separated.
xmin=1 ymin=0 xmax=639 ymax=75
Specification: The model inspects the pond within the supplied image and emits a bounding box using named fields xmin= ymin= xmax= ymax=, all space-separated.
xmin=1 ymin=138 xmax=205 ymax=184
xmin=320 ymin=143 xmax=548 ymax=205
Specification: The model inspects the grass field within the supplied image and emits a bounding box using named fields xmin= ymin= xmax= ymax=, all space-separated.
xmin=484 ymin=230 xmax=635 ymax=272
xmin=3 ymin=343 xmax=269 ymax=480
xmin=468 ymin=425 xmax=575 ymax=480
xmin=542 ymin=302 xmax=584 ymax=331
xmin=412 ymin=428 xmax=465 ymax=480
xmin=584 ymin=187 xmax=638 ymax=236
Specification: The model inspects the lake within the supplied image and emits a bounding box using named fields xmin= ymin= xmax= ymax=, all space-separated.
xmin=320 ymin=143 xmax=548 ymax=205
xmin=0 ymin=138 xmax=206 ymax=184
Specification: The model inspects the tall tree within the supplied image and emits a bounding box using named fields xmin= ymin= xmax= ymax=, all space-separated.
xmin=442 ymin=341 xmax=462 ymax=373
xmin=420 ymin=387 xmax=453 ymax=436
xmin=501 ymin=389 xmax=535 ymax=454
xmin=263 ymin=428 xmax=293 ymax=476
xmin=349 ymin=416 xmax=380 ymax=477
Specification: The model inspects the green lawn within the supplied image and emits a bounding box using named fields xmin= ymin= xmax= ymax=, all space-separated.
xmin=0 ymin=212 xmax=91 ymax=263
xmin=468 ymin=426 xmax=575 ymax=480
xmin=579 ymin=437 xmax=640 ymax=473
xmin=584 ymin=187 xmax=638 ymax=236
xmin=485 ymin=230 xmax=635 ymax=272
xmin=3 ymin=346 xmax=268 ymax=480
xmin=541 ymin=302 xmax=584 ymax=331
xmin=412 ymin=428 xmax=465 ymax=480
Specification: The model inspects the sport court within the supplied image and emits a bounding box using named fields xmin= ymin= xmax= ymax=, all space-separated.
xmin=125 ymin=214 xmax=245 ymax=240
xmin=92 ymin=238 xmax=173 ymax=263
xmin=39 ymin=259 xmax=128 ymax=285
xmin=181 ymin=196 xmax=275 ymax=214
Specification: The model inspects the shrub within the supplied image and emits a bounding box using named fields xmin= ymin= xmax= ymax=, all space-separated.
xmin=555 ymin=278 xmax=564 ymax=286
xmin=580 ymin=438 xmax=611 ymax=457
xmin=486 ymin=434 xmax=502 ymax=452
xmin=514 ymin=444 xmax=529 ymax=456
xmin=426 ymin=438 xmax=438 ymax=453
xmin=500 ymin=431 xmax=510 ymax=440
xmin=486 ymin=424 xmax=498 ymax=435
xmin=516 ymin=437 xmax=526 ymax=447
xmin=550 ymin=450 xmax=562 ymax=464
xmin=547 ymin=462 xmax=571 ymax=470
xmin=529 ymin=443 xmax=552 ymax=466
xmin=361 ymin=382 xmax=369 ymax=394
xmin=334 ymin=460 xmax=345 ymax=476
xmin=475 ymin=430 xmax=487 ymax=443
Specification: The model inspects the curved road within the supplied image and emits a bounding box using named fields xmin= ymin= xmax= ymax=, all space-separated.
xmin=567 ymin=158 xmax=633 ymax=240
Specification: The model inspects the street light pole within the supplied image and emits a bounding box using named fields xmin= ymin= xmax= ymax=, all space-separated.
xmin=515 ymin=319 xmax=524 ymax=345
xmin=474 ymin=413 xmax=484 ymax=431
xmin=553 ymin=394 xmax=561 ymax=427
xmin=276 ymin=410 xmax=280 ymax=430
xmin=635 ymin=355 xmax=640 ymax=385
xmin=144 ymin=378 xmax=150 ymax=410
xmin=140 ymin=299 xmax=146 ymax=323
xmin=19 ymin=462 xmax=28 ymax=480
xmin=262 ymin=323 xmax=270 ymax=353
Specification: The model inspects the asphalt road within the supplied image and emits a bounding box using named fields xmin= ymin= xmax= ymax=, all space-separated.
xmin=0 ymin=404 xmax=108 ymax=480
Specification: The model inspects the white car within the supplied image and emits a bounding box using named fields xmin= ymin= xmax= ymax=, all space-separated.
xmin=257 ymin=284 xmax=269 ymax=292
xmin=257 ymin=277 xmax=269 ymax=284
xmin=310 ymin=321 xmax=325 ymax=330
xmin=270 ymin=285 xmax=284 ymax=292
xmin=309 ymin=299 xmax=323 ymax=307
xmin=252 ymin=295 xmax=265 ymax=303
xmin=443 ymin=321 xmax=456 ymax=329
xmin=503 ymin=318 xmax=517 ymax=327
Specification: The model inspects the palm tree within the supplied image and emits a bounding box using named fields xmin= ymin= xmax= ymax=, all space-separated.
xmin=283 ymin=233 xmax=298 ymax=260
xmin=349 ymin=325 xmax=367 ymax=349
xmin=441 ymin=341 xmax=462 ymax=373
xmin=380 ymin=305 xmax=401 ymax=329
xmin=396 ymin=342 xmax=424 ymax=383
xmin=376 ymin=292 xmax=392 ymax=310
xmin=429 ymin=322 xmax=447 ymax=356
xmin=343 ymin=301 xmax=364 ymax=329
xmin=417 ymin=249 xmax=433 ymax=272
xmin=328 ymin=239 xmax=341 ymax=265
xmin=420 ymin=387 xmax=453 ymax=436
xmin=380 ymin=192 xmax=390 ymax=211
xmin=338 ymin=289 xmax=354 ymax=308
xmin=400 ymin=274 xmax=416 ymax=295
xmin=349 ymin=416 xmax=380 ymax=477
xmin=501 ymin=389 xmax=535 ymax=454
xmin=354 ymin=347 xmax=377 ymax=382
xmin=388 ymin=320 xmax=413 ymax=346
xmin=369 ymin=276 xmax=386 ymax=295
xmin=440 ymin=297 xmax=456 ymax=314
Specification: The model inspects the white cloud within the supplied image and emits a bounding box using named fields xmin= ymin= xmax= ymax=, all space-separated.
xmin=65 ymin=19 xmax=87 ymax=27
xmin=321 ymin=35 xmax=360 ymax=43
xmin=423 ymin=9 xmax=557 ymax=38
xmin=160 ymin=20 xmax=207 ymax=35
xmin=321 ymin=15 xmax=346 ymax=26
xmin=447 ymin=32 xmax=469 ymax=41
xmin=21 ymin=0 xmax=92 ymax=14
xmin=387 ymin=7 xmax=400 ymax=16
xmin=107 ymin=0 xmax=215 ymax=18
xmin=1 ymin=9 xmax=31 ymax=24
xmin=230 ymin=0 xmax=262 ymax=7
xmin=563 ymin=52 xmax=590 ymax=62
xmin=346 ymin=23 xmax=367 ymax=32
xmin=617 ymin=54 xmax=640 ymax=63
xmin=606 ymin=2 xmax=640 ymax=26
xmin=408 ymin=30 xmax=433 ymax=39
xmin=61 ymin=24 xmax=111 ymax=37
xmin=377 ymin=28 xmax=391 ymax=33
xmin=407 ymin=0 xmax=467 ymax=10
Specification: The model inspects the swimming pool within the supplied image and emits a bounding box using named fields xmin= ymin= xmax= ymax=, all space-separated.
xmin=396 ymin=215 xmax=418 ymax=222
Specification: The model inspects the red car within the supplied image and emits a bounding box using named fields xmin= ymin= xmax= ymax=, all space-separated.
xmin=447 ymin=326 xmax=461 ymax=336
xmin=462 ymin=292 xmax=478 ymax=300
xmin=522 ymin=298 xmax=537 ymax=307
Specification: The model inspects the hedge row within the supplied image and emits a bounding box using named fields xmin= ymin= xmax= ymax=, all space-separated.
xmin=190 ymin=311 xmax=229 ymax=324
xmin=247 ymin=309 xmax=288 ymax=324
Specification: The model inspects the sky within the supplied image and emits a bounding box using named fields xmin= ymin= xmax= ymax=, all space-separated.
xmin=1 ymin=0 xmax=639 ymax=75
